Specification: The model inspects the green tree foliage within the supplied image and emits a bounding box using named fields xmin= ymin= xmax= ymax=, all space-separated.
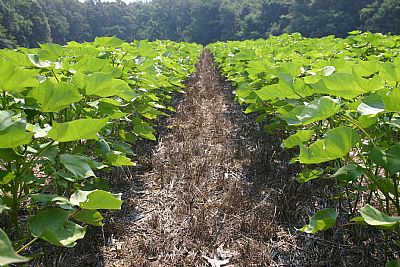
xmin=361 ymin=0 xmax=400 ymax=34
xmin=11 ymin=0 xmax=52 ymax=47
xmin=0 ymin=0 xmax=400 ymax=48
xmin=284 ymin=0 xmax=374 ymax=38
xmin=0 ymin=0 xmax=17 ymax=48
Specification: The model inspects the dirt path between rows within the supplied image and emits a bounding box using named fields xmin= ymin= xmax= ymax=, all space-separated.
xmin=52 ymin=50 xmax=384 ymax=267
xmin=103 ymin=50 xmax=302 ymax=266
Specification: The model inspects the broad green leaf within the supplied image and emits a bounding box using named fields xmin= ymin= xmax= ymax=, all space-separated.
xmin=106 ymin=151 xmax=135 ymax=166
xmin=73 ymin=72 xmax=134 ymax=101
xmin=39 ymin=43 xmax=65 ymax=61
xmin=0 ymin=228 xmax=29 ymax=265
xmin=132 ymin=117 xmax=156 ymax=141
xmin=48 ymin=118 xmax=108 ymax=142
xmin=113 ymin=140 xmax=134 ymax=155
xmin=29 ymin=208 xmax=86 ymax=247
xmin=27 ymin=54 xmax=51 ymax=68
xmin=299 ymin=127 xmax=360 ymax=164
xmin=72 ymin=210 xmax=103 ymax=226
xmin=70 ymin=191 xmax=92 ymax=207
xmin=357 ymin=93 xmax=384 ymax=115
xmin=301 ymin=208 xmax=337 ymax=234
xmin=359 ymin=205 xmax=400 ymax=228
xmin=377 ymin=88 xmax=400 ymax=113
xmin=297 ymin=168 xmax=324 ymax=183
xmin=352 ymin=61 xmax=380 ymax=77
xmin=60 ymin=154 xmax=95 ymax=178
xmin=333 ymin=164 xmax=364 ymax=182
xmin=280 ymin=97 xmax=341 ymax=125
xmin=357 ymin=115 xmax=378 ymax=128
xmin=311 ymin=73 xmax=381 ymax=99
xmin=94 ymin=36 xmax=124 ymax=47
xmin=71 ymin=190 xmax=122 ymax=210
xmin=27 ymin=80 xmax=82 ymax=112
xmin=287 ymin=96 xmax=341 ymax=126
xmin=256 ymin=76 xmax=310 ymax=101
xmin=0 ymin=59 xmax=39 ymax=92
xmin=73 ymin=57 xmax=107 ymax=73
xmin=0 ymin=111 xmax=14 ymax=131
xmin=283 ymin=130 xmax=314 ymax=149
xmin=80 ymin=190 xmax=122 ymax=210
xmin=368 ymin=145 xmax=400 ymax=176
xmin=0 ymin=122 xmax=34 ymax=148
xmin=380 ymin=61 xmax=400 ymax=82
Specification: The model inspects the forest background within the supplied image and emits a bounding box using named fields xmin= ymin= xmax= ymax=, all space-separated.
xmin=0 ymin=0 xmax=399 ymax=48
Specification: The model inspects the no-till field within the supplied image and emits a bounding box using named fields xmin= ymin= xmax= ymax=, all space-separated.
xmin=37 ymin=51 xmax=387 ymax=267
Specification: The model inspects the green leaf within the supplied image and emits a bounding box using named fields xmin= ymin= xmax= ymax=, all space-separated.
xmin=281 ymin=96 xmax=341 ymax=126
xmin=70 ymin=190 xmax=122 ymax=210
xmin=106 ymin=151 xmax=135 ymax=166
xmin=60 ymin=154 xmax=95 ymax=179
xmin=332 ymin=164 xmax=364 ymax=183
xmin=359 ymin=205 xmax=400 ymax=228
xmin=27 ymin=80 xmax=82 ymax=112
xmin=0 ymin=59 xmax=39 ymax=92
xmin=386 ymin=260 xmax=400 ymax=267
xmin=0 ymin=148 xmax=22 ymax=161
xmin=30 ymin=194 xmax=59 ymax=203
xmin=377 ymin=88 xmax=400 ymax=113
xmin=296 ymin=168 xmax=324 ymax=183
xmin=94 ymin=36 xmax=124 ymax=47
xmin=256 ymin=75 xmax=311 ymax=101
xmin=0 ymin=111 xmax=14 ymax=131
xmin=0 ymin=228 xmax=29 ymax=265
xmin=300 ymin=208 xmax=338 ymax=234
xmin=368 ymin=145 xmax=400 ymax=176
xmin=300 ymin=127 xmax=360 ymax=164
xmin=0 ymin=172 xmax=15 ymax=185
xmin=81 ymin=191 xmax=122 ymax=210
xmin=27 ymin=54 xmax=51 ymax=68
xmin=73 ymin=72 xmax=135 ymax=101
xmin=28 ymin=208 xmax=86 ymax=247
xmin=311 ymin=73 xmax=380 ymax=100
xmin=73 ymin=57 xmax=107 ymax=73
xmin=39 ymin=43 xmax=65 ymax=61
xmin=380 ymin=61 xmax=400 ymax=82
xmin=357 ymin=93 xmax=385 ymax=115
xmin=283 ymin=130 xmax=315 ymax=149
xmin=72 ymin=210 xmax=103 ymax=226
xmin=132 ymin=117 xmax=156 ymax=141
xmin=0 ymin=122 xmax=34 ymax=148
xmin=48 ymin=118 xmax=108 ymax=142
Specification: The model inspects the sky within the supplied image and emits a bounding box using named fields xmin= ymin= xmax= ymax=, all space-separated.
xmin=78 ymin=0 xmax=141 ymax=3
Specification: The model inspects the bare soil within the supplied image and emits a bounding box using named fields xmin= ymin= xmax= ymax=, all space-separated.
xmin=37 ymin=50 xmax=395 ymax=267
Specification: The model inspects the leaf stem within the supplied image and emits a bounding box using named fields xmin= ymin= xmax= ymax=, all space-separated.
xmin=16 ymin=237 xmax=39 ymax=254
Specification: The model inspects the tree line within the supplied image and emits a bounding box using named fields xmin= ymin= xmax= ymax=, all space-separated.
xmin=0 ymin=0 xmax=399 ymax=48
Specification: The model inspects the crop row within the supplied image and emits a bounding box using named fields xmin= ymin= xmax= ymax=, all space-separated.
xmin=0 ymin=37 xmax=202 ymax=265
xmin=209 ymin=32 xmax=400 ymax=265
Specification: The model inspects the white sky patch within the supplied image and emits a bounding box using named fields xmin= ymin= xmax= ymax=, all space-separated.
xmin=77 ymin=0 xmax=142 ymax=3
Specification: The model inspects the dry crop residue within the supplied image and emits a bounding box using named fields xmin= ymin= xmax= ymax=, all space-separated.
xmin=103 ymin=50 xmax=299 ymax=266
